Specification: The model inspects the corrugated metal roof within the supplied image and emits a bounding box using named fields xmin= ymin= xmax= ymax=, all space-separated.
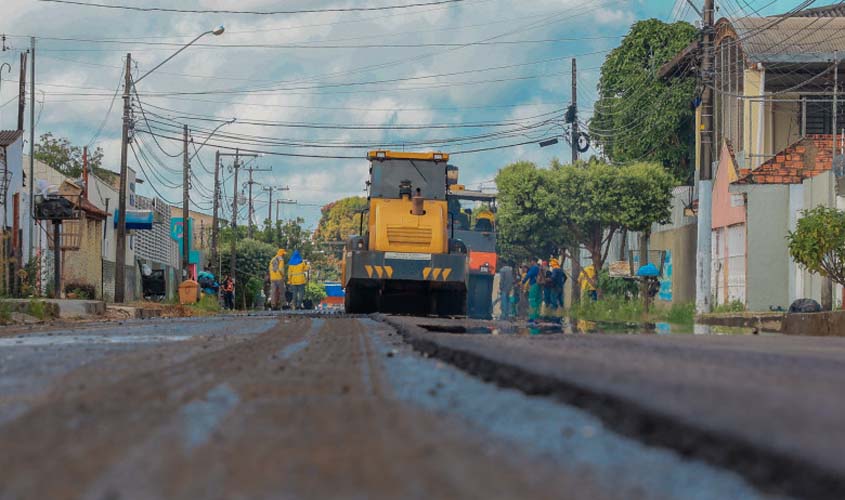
xmin=733 ymin=17 xmax=845 ymax=63
xmin=0 ymin=130 xmax=23 ymax=147
xmin=792 ymin=4 xmax=845 ymax=17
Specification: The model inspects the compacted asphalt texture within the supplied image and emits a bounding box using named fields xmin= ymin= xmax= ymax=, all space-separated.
xmin=0 ymin=313 xmax=838 ymax=500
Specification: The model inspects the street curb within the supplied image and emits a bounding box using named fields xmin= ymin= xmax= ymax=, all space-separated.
xmin=379 ymin=315 xmax=845 ymax=500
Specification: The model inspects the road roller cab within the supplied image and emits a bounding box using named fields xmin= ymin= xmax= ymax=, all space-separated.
xmin=342 ymin=151 xmax=468 ymax=316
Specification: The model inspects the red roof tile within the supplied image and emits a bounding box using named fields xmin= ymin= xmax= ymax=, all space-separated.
xmin=734 ymin=134 xmax=835 ymax=185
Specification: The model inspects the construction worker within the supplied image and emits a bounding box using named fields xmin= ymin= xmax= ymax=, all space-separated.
xmin=287 ymin=249 xmax=309 ymax=310
xmin=549 ymin=258 xmax=566 ymax=310
xmin=579 ymin=264 xmax=598 ymax=301
xmin=268 ymin=248 xmax=287 ymax=310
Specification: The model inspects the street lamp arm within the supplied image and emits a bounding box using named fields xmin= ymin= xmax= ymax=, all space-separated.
xmin=134 ymin=27 xmax=222 ymax=85
xmin=190 ymin=118 xmax=235 ymax=160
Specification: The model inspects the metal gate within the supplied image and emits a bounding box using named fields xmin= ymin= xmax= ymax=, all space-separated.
xmin=711 ymin=223 xmax=746 ymax=305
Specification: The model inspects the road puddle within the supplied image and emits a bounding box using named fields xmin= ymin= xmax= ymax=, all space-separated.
xmin=418 ymin=320 xmax=758 ymax=336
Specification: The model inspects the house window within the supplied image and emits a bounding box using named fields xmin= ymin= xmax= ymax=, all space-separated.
xmin=803 ymin=97 xmax=845 ymax=134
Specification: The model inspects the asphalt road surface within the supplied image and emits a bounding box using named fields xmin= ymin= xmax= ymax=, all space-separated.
xmin=0 ymin=314 xmax=829 ymax=500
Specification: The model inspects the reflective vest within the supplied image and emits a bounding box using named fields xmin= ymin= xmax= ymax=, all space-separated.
xmin=269 ymin=255 xmax=285 ymax=282
xmin=287 ymin=262 xmax=309 ymax=285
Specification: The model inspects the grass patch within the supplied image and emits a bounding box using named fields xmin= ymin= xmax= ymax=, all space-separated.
xmin=570 ymin=295 xmax=646 ymax=323
xmin=0 ymin=302 xmax=11 ymax=324
xmin=658 ymin=302 xmax=695 ymax=325
xmin=570 ymin=296 xmax=695 ymax=325
xmin=712 ymin=300 xmax=746 ymax=314
xmin=193 ymin=294 xmax=221 ymax=313
xmin=26 ymin=299 xmax=47 ymax=320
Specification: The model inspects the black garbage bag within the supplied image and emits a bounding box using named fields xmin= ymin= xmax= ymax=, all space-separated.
xmin=788 ymin=298 xmax=822 ymax=314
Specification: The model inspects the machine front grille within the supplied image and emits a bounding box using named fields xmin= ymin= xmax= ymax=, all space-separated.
xmin=386 ymin=225 xmax=432 ymax=246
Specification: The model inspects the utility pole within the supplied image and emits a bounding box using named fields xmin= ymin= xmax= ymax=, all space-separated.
xmin=182 ymin=124 xmax=190 ymax=279
xmin=114 ymin=53 xmax=131 ymax=303
xmin=243 ymin=164 xmax=270 ymax=237
xmin=263 ymin=185 xmax=290 ymax=226
xmin=17 ymin=51 xmax=26 ymax=131
xmin=571 ymin=58 xmax=578 ymax=164
xmin=276 ymin=199 xmax=297 ymax=223
xmin=219 ymin=150 xmax=257 ymax=289
xmin=569 ymin=57 xmax=581 ymax=305
xmin=822 ymin=54 xmax=838 ymax=310
xmin=210 ymin=150 xmax=221 ymax=278
xmin=27 ymin=37 xmax=34 ymax=265
xmin=695 ymin=0 xmax=715 ymax=315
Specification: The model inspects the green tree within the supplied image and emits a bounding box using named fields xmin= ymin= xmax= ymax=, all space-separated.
xmin=34 ymin=133 xmax=104 ymax=178
xmin=549 ymin=160 xmax=675 ymax=278
xmin=494 ymin=161 xmax=566 ymax=264
xmin=590 ymin=19 xmax=697 ymax=180
xmin=787 ymin=206 xmax=845 ymax=288
xmin=314 ymin=196 xmax=367 ymax=244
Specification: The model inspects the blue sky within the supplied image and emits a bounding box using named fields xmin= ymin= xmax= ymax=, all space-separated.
xmin=0 ymin=0 xmax=829 ymax=227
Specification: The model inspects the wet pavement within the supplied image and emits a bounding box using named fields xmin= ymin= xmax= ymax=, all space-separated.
xmin=0 ymin=313 xmax=828 ymax=499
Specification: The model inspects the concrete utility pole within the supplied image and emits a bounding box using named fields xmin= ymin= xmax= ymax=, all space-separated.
xmin=822 ymin=54 xmax=838 ymax=310
xmin=17 ymin=51 xmax=26 ymax=131
xmin=276 ymin=199 xmax=297 ymax=223
xmin=182 ymin=124 xmax=190 ymax=279
xmin=264 ymin=185 xmax=290 ymax=226
xmin=211 ymin=150 xmax=221 ymax=277
xmin=114 ymin=53 xmax=131 ymax=303
xmin=243 ymin=164 xmax=270 ymax=238
xmin=569 ymin=57 xmax=581 ymax=305
xmin=695 ymin=0 xmax=715 ymax=315
xmin=27 ymin=37 xmax=34 ymax=264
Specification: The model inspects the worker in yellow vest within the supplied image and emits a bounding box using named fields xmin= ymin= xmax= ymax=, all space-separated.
xmin=268 ymin=248 xmax=287 ymax=310
xmin=287 ymin=249 xmax=310 ymax=310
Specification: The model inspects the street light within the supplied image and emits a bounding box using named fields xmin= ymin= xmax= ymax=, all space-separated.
xmin=114 ymin=26 xmax=224 ymax=303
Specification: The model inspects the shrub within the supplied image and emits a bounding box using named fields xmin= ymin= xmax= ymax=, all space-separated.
xmin=787 ymin=206 xmax=845 ymax=287
xmin=305 ymin=281 xmax=327 ymax=304
xmin=712 ymin=300 xmax=746 ymax=314
xmin=27 ymin=299 xmax=47 ymax=320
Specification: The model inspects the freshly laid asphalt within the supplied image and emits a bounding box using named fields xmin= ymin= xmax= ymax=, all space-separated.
xmin=387 ymin=315 xmax=845 ymax=499
xmin=1 ymin=312 xmax=841 ymax=499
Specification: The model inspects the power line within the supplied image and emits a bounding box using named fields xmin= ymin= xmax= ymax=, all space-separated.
xmin=38 ymin=0 xmax=467 ymax=15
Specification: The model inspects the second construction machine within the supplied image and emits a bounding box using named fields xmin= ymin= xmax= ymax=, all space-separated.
xmin=342 ymin=151 xmax=468 ymax=316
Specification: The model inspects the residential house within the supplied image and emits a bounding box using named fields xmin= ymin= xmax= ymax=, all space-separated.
xmin=0 ymin=130 xmax=23 ymax=294
xmin=661 ymin=6 xmax=845 ymax=310
xmin=33 ymin=159 xmax=108 ymax=297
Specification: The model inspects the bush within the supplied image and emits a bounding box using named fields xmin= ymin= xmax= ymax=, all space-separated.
xmin=0 ymin=302 xmax=11 ymax=324
xmin=305 ymin=281 xmax=327 ymax=305
xmin=219 ymin=238 xmax=277 ymax=286
xmin=661 ymin=302 xmax=695 ymax=324
xmin=597 ymin=269 xmax=640 ymax=298
xmin=570 ymin=295 xmax=645 ymax=323
xmin=787 ymin=206 xmax=845 ymax=287
xmin=193 ymin=293 xmax=221 ymax=313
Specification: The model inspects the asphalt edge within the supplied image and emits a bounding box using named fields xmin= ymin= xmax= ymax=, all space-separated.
xmin=378 ymin=314 xmax=845 ymax=500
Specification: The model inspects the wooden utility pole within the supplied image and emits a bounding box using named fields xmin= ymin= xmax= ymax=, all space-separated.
xmin=114 ymin=52 xmax=131 ymax=303
xmin=182 ymin=124 xmax=190 ymax=279
xmin=210 ymin=150 xmax=221 ymax=278
xmin=695 ymin=0 xmax=715 ymax=314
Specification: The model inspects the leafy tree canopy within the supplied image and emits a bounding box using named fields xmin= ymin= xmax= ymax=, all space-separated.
xmin=314 ymin=196 xmax=367 ymax=243
xmin=590 ymin=19 xmax=697 ymax=180
xmin=494 ymin=161 xmax=564 ymax=265
xmin=34 ymin=133 xmax=104 ymax=178
xmin=496 ymin=158 xmax=675 ymax=294
xmin=787 ymin=206 xmax=845 ymax=287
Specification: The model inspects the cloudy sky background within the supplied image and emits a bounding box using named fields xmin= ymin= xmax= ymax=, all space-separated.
xmin=0 ymin=0 xmax=820 ymax=227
